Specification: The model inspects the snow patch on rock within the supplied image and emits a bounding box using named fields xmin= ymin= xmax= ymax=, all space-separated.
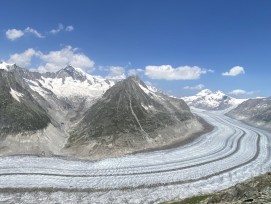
xmin=0 ymin=61 xmax=14 ymax=71
xmin=10 ymin=88 xmax=24 ymax=102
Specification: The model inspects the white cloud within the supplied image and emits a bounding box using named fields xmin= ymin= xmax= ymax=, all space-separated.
xmin=50 ymin=24 xmax=74 ymax=34
xmin=229 ymin=89 xmax=254 ymax=95
xmin=184 ymin=84 xmax=205 ymax=90
xmin=7 ymin=48 xmax=37 ymax=67
xmin=7 ymin=46 xmax=94 ymax=73
xmin=24 ymin=27 xmax=44 ymax=38
xmin=50 ymin=24 xmax=64 ymax=34
xmin=37 ymin=46 xmax=94 ymax=73
xmin=128 ymin=68 xmax=144 ymax=76
xmin=107 ymin=66 xmax=126 ymax=80
xmin=207 ymin=69 xmax=215 ymax=73
xmin=5 ymin=27 xmax=44 ymax=40
xmin=222 ymin=66 xmax=245 ymax=76
xmin=6 ymin=24 xmax=73 ymax=41
xmin=5 ymin=29 xmax=24 ymax=41
xmin=145 ymin=65 xmax=209 ymax=80
xmin=65 ymin=25 xmax=74 ymax=32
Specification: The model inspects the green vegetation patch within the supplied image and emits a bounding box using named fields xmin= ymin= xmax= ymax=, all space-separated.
xmin=163 ymin=195 xmax=209 ymax=204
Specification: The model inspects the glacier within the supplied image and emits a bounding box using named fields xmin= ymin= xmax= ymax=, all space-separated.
xmin=0 ymin=109 xmax=270 ymax=203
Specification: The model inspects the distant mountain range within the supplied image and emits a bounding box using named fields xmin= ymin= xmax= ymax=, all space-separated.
xmin=182 ymin=89 xmax=247 ymax=110
xmin=0 ymin=62 xmax=204 ymax=159
xmin=182 ymin=88 xmax=271 ymax=131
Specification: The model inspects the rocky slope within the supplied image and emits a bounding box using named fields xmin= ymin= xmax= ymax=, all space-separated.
xmin=165 ymin=172 xmax=271 ymax=204
xmin=227 ymin=97 xmax=271 ymax=131
xmin=66 ymin=76 xmax=204 ymax=158
xmin=0 ymin=63 xmax=50 ymax=136
xmin=0 ymin=62 xmax=204 ymax=159
xmin=182 ymin=89 xmax=246 ymax=110
xmin=0 ymin=62 xmax=114 ymax=156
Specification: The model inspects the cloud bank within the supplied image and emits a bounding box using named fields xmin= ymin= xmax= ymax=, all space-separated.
xmin=229 ymin=89 xmax=254 ymax=95
xmin=7 ymin=46 xmax=94 ymax=73
xmin=8 ymin=48 xmax=37 ymax=67
xmin=145 ymin=65 xmax=210 ymax=80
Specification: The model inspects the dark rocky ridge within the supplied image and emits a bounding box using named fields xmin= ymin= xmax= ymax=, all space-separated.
xmin=0 ymin=68 xmax=50 ymax=137
xmin=55 ymin=65 xmax=87 ymax=82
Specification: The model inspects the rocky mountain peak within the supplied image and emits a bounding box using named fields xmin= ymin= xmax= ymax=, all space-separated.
xmin=55 ymin=65 xmax=87 ymax=81
xmin=62 ymin=65 xmax=82 ymax=75
xmin=67 ymin=75 xmax=200 ymax=157
xmin=115 ymin=75 xmax=143 ymax=86
xmin=118 ymin=75 xmax=146 ymax=88
xmin=102 ymin=75 xmax=151 ymax=105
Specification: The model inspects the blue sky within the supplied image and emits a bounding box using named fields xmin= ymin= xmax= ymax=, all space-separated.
xmin=1 ymin=0 xmax=270 ymax=97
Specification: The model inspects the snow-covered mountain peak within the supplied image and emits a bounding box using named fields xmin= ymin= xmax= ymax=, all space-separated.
xmin=25 ymin=66 xmax=115 ymax=109
xmin=196 ymin=89 xmax=225 ymax=98
xmin=196 ymin=89 xmax=212 ymax=96
xmin=0 ymin=61 xmax=15 ymax=71
xmin=214 ymin=90 xmax=225 ymax=96
xmin=62 ymin=65 xmax=79 ymax=74
xmin=182 ymin=89 xmax=247 ymax=110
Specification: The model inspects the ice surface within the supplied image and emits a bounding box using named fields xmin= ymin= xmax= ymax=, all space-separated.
xmin=0 ymin=109 xmax=270 ymax=203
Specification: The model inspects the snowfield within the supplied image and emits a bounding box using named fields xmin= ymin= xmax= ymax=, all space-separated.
xmin=0 ymin=109 xmax=270 ymax=203
xmin=182 ymin=89 xmax=247 ymax=110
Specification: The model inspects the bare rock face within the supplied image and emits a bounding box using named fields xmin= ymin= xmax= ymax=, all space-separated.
xmin=0 ymin=66 xmax=50 ymax=137
xmin=227 ymin=97 xmax=271 ymax=131
xmin=66 ymin=76 xmax=203 ymax=158
xmin=166 ymin=172 xmax=271 ymax=204
xmin=206 ymin=172 xmax=271 ymax=204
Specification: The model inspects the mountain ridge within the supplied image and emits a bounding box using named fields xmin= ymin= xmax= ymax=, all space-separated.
xmin=66 ymin=76 xmax=204 ymax=158
xmin=0 ymin=66 xmax=50 ymax=136
xmin=227 ymin=97 xmax=271 ymax=131
xmin=0 ymin=63 xmax=204 ymax=159
xmin=182 ymin=89 xmax=247 ymax=110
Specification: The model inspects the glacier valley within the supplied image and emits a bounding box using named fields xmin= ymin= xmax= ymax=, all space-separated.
xmin=0 ymin=108 xmax=270 ymax=204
